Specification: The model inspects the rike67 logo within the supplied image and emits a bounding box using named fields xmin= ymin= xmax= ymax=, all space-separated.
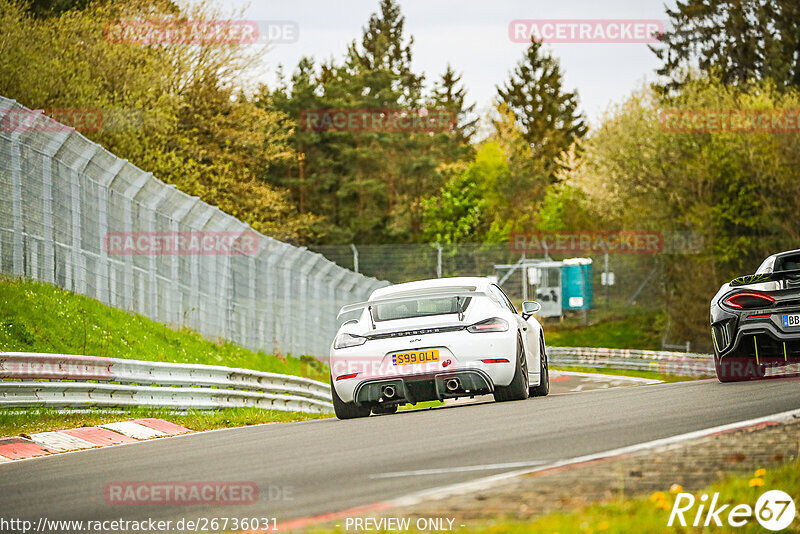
xmin=668 ymin=490 xmax=796 ymax=530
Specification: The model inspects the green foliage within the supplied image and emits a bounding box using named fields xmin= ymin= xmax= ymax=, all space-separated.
xmin=0 ymin=0 xmax=316 ymax=243
xmin=262 ymin=0 xmax=474 ymax=244
xmin=557 ymin=78 xmax=800 ymax=343
xmin=496 ymin=38 xmax=587 ymax=182
xmin=0 ymin=277 xmax=328 ymax=381
xmin=652 ymin=0 xmax=800 ymax=93
xmin=421 ymin=164 xmax=485 ymax=244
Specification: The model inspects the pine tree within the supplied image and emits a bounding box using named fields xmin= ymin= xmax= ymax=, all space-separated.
xmin=651 ymin=0 xmax=800 ymax=92
xmin=496 ymin=38 xmax=587 ymax=182
xmin=432 ymin=64 xmax=478 ymax=150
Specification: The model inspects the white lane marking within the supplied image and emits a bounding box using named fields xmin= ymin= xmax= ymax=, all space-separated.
xmin=386 ymin=407 xmax=800 ymax=508
xmin=551 ymin=370 xmax=662 ymax=385
xmin=369 ymin=461 xmax=547 ymax=479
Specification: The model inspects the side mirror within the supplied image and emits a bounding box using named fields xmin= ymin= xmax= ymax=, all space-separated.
xmin=521 ymin=301 xmax=541 ymax=320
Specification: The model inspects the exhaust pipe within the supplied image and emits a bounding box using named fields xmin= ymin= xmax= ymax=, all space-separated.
xmin=382 ymin=385 xmax=396 ymax=399
xmin=445 ymin=378 xmax=460 ymax=392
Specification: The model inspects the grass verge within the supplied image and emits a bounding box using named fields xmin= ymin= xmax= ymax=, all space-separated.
xmin=454 ymin=461 xmax=800 ymax=533
xmin=541 ymin=305 xmax=666 ymax=350
xmin=0 ymin=277 xmax=328 ymax=381
xmin=310 ymin=461 xmax=799 ymax=533
xmin=0 ymin=407 xmax=330 ymax=438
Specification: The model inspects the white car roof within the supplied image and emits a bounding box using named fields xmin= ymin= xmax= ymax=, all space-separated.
xmin=369 ymin=277 xmax=492 ymax=301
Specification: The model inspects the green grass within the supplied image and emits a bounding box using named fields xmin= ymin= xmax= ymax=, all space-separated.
xmin=454 ymin=461 xmax=800 ymax=533
xmin=310 ymin=461 xmax=799 ymax=533
xmin=0 ymin=277 xmax=328 ymax=382
xmin=542 ymin=305 xmax=666 ymax=350
xmin=0 ymin=407 xmax=330 ymax=438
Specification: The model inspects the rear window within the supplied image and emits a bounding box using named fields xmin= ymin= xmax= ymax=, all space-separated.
xmin=374 ymin=297 xmax=471 ymax=322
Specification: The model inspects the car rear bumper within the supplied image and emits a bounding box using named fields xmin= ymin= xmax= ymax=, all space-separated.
xmin=720 ymin=322 xmax=800 ymax=365
xmin=352 ymin=369 xmax=494 ymax=406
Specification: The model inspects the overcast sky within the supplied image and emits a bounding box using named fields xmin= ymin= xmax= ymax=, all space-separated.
xmin=207 ymin=0 xmax=677 ymax=126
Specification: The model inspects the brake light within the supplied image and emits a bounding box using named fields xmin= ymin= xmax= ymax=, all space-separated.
xmin=467 ymin=318 xmax=509 ymax=333
xmin=723 ymin=292 xmax=775 ymax=309
xmin=481 ymin=358 xmax=510 ymax=364
xmin=747 ymin=314 xmax=771 ymax=319
xmin=335 ymin=373 xmax=359 ymax=381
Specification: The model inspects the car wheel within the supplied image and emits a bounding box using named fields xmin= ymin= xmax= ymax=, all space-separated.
xmin=331 ymin=378 xmax=372 ymax=419
xmin=493 ymin=333 xmax=529 ymax=402
xmin=372 ymin=404 xmax=398 ymax=415
xmin=529 ymin=336 xmax=549 ymax=397
xmin=714 ymin=353 xmax=766 ymax=383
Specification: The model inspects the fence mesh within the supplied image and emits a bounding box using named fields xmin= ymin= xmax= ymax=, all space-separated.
xmin=0 ymin=97 xmax=388 ymax=358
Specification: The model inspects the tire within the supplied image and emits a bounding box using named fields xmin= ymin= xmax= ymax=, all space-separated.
xmin=331 ymin=378 xmax=371 ymax=419
xmin=493 ymin=333 xmax=529 ymax=402
xmin=529 ymin=335 xmax=549 ymax=397
xmin=372 ymin=404 xmax=398 ymax=415
xmin=714 ymin=354 xmax=766 ymax=383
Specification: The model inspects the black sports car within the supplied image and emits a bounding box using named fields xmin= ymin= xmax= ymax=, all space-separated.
xmin=710 ymin=249 xmax=800 ymax=382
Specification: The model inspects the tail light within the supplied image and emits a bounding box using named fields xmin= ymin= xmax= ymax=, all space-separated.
xmin=335 ymin=373 xmax=359 ymax=381
xmin=723 ymin=292 xmax=775 ymax=309
xmin=334 ymin=333 xmax=367 ymax=349
xmin=481 ymin=358 xmax=510 ymax=363
xmin=467 ymin=318 xmax=509 ymax=333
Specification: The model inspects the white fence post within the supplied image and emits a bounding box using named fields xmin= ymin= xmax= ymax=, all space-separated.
xmin=10 ymin=132 xmax=23 ymax=276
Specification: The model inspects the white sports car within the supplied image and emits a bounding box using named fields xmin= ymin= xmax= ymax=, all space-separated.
xmin=329 ymin=277 xmax=549 ymax=419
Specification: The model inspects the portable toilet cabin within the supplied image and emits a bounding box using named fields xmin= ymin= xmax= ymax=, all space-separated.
xmin=562 ymin=258 xmax=593 ymax=310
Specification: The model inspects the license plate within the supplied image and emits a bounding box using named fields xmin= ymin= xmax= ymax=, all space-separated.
xmin=782 ymin=314 xmax=800 ymax=327
xmin=392 ymin=349 xmax=439 ymax=366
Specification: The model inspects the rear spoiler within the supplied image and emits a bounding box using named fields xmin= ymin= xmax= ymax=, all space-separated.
xmin=337 ymin=289 xmax=486 ymax=319
xmin=730 ymin=269 xmax=800 ymax=287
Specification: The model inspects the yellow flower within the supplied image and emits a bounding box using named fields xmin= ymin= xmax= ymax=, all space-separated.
xmin=749 ymin=478 xmax=764 ymax=487
xmin=650 ymin=491 xmax=666 ymax=502
xmin=754 ymin=468 xmax=766 ymax=477
xmin=656 ymin=500 xmax=671 ymax=510
xmin=598 ymin=521 xmax=610 ymax=531
xmin=669 ymin=484 xmax=683 ymax=494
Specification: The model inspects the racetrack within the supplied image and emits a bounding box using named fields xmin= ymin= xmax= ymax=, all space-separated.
xmin=2 ymin=377 xmax=799 ymax=530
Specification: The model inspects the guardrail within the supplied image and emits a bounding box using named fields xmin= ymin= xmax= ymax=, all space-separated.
xmin=0 ymin=352 xmax=333 ymax=413
xmin=548 ymin=346 xmax=715 ymax=377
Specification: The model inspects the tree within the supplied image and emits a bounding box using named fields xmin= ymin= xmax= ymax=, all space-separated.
xmin=556 ymin=78 xmax=800 ymax=345
xmin=421 ymin=164 xmax=485 ymax=244
xmin=652 ymin=0 xmax=800 ymax=92
xmin=0 ymin=0 xmax=317 ymax=243
xmin=262 ymin=0 xmax=471 ymax=244
xmin=496 ymin=38 xmax=587 ymax=181
xmin=431 ymin=64 xmax=478 ymax=152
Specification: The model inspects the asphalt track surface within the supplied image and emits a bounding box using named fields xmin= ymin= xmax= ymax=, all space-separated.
xmin=1 ymin=376 xmax=799 ymax=530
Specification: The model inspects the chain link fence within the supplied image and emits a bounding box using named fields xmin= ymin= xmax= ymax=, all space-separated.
xmin=311 ymin=243 xmax=664 ymax=306
xmin=0 ymin=97 xmax=388 ymax=358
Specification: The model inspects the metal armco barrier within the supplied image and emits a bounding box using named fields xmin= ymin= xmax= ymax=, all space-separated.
xmin=548 ymin=346 xmax=715 ymax=377
xmin=0 ymin=352 xmax=333 ymax=413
